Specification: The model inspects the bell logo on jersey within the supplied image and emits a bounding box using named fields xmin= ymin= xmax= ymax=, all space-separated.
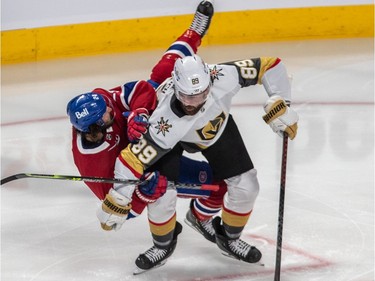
xmin=75 ymin=108 xmax=89 ymax=119
xmin=196 ymin=112 xmax=226 ymax=140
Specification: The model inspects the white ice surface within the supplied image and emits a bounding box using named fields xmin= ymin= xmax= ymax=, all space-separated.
xmin=1 ymin=38 xmax=374 ymax=281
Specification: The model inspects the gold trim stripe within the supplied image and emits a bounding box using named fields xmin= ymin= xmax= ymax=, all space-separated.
xmin=2 ymin=5 xmax=373 ymax=64
xmin=149 ymin=214 xmax=177 ymax=236
xmin=222 ymin=208 xmax=252 ymax=228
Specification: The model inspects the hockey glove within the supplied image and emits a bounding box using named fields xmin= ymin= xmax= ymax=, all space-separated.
xmin=263 ymin=95 xmax=299 ymax=140
xmin=135 ymin=171 xmax=168 ymax=203
xmin=96 ymin=187 xmax=132 ymax=231
xmin=123 ymin=108 xmax=149 ymax=143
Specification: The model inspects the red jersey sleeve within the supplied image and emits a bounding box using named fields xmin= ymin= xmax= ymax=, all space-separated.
xmin=94 ymin=80 xmax=157 ymax=114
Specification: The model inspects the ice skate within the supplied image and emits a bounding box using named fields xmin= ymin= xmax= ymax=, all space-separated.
xmin=184 ymin=200 xmax=216 ymax=243
xmin=133 ymin=222 xmax=183 ymax=275
xmin=212 ymin=217 xmax=262 ymax=264
xmin=190 ymin=0 xmax=214 ymax=37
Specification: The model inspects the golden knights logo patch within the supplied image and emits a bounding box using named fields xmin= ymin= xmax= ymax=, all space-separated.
xmin=210 ymin=65 xmax=224 ymax=82
xmin=196 ymin=112 xmax=226 ymax=140
xmin=155 ymin=117 xmax=172 ymax=136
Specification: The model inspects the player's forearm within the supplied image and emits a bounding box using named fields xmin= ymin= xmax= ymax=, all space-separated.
xmin=260 ymin=59 xmax=292 ymax=103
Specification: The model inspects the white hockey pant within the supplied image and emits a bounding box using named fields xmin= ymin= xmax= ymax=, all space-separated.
xmin=147 ymin=188 xmax=178 ymax=224
xmin=223 ymin=169 xmax=260 ymax=214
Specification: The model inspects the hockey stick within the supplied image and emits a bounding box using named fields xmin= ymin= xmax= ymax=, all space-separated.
xmin=274 ymin=133 xmax=289 ymax=281
xmin=0 ymin=173 xmax=219 ymax=192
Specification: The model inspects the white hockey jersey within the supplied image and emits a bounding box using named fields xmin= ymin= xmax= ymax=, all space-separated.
xmin=116 ymin=57 xmax=291 ymax=179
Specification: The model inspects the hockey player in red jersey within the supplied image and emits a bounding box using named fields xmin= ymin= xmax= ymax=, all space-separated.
xmin=112 ymin=52 xmax=299 ymax=271
xmin=66 ymin=0 xmax=215 ymax=232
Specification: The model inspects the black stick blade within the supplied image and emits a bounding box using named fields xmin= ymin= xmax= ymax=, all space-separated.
xmin=1 ymin=173 xmax=28 ymax=185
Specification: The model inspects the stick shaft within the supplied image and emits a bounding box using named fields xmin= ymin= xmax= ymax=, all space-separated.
xmin=0 ymin=173 xmax=219 ymax=191
xmin=274 ymin=133 xmax=289 ymax=281
xmin=1 ymin=173 xmax=139 ymax=185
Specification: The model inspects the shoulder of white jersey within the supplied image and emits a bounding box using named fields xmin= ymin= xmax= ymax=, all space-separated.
xmin=156 ymin=77 xmax=174 ymax=101
xmin=207 ymin=63 xmax=242 ymax=95
xmin=208 ymin=63 xmax=239 ymax=85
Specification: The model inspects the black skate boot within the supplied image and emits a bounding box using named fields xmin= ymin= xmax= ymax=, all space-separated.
xmin=212 ymin=217 xmax=262 ymax=263
xmin=184 ymin=200 xmax=216 ymax=243
xmin=133 ymin=222 xmax=183 ymax=275
xmin=190 ymin=0 xmax=214 ymax=37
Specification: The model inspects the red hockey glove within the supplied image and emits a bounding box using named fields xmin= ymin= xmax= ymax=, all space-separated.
xmin=123 ymin=108 xmax=149 ymax=143
xmin=135 ymin=171 xmax=168 ymax=203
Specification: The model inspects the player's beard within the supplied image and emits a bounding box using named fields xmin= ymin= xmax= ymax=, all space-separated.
xmin=181 ymin=103 xmax=205 ymax=115
xmin=84 ymin=118 xmax=115 ymax=143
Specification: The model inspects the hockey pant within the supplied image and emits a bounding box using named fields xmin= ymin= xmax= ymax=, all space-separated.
xmin=221 ymin=169 xmax=260 ymax=238
xmin=146 ymin=156 xmax=213 ymax=248
xmin=191 ymin=169 xmax=260 ymax=239
xmin=147 ymin=188 xmax=178 ymax=249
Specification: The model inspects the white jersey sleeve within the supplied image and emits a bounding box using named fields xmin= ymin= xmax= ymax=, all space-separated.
xmin=114 ymin=57 xmax=292 ymax=178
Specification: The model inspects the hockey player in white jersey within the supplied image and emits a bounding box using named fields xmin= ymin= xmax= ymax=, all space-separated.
xmin=109 ymin=54 xmax=298 ymax=271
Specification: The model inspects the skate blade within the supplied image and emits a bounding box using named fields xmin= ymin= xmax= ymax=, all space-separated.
xmin=184 ymin=218 xmax=216 ymax=243
xmin=133 ymin=260 xmax=167 ymax=275
xmin=184 ymin=218 xmax=203 ymax=235
xmin=220 ymin=251 xmax=265 ymax=267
